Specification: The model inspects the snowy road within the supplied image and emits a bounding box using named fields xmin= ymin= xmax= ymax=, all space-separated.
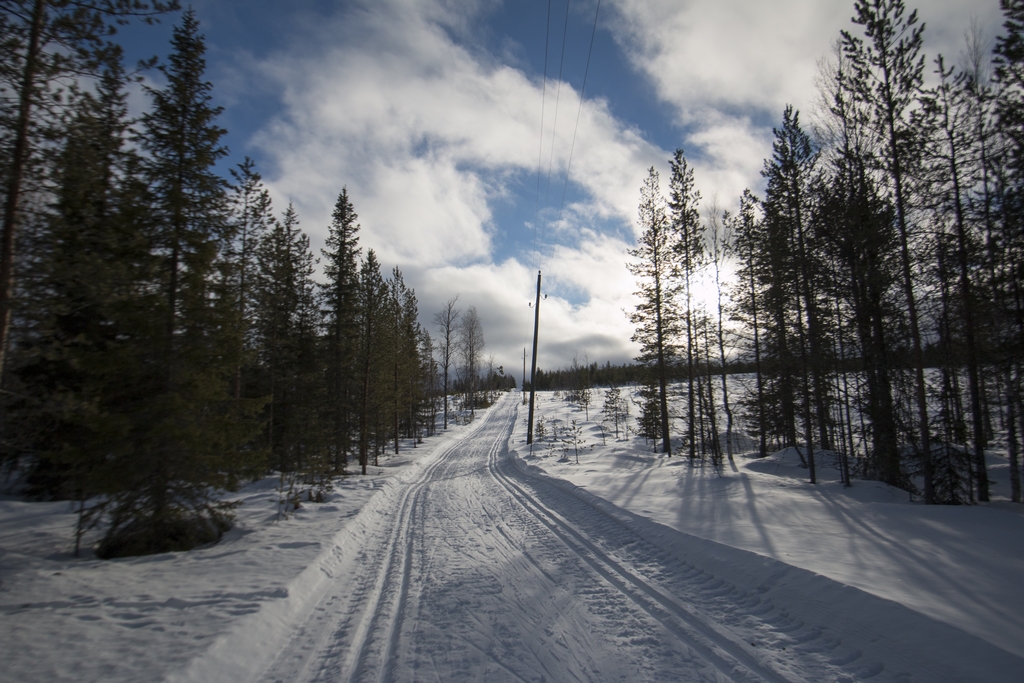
xmin=173 ymin=393 xmax=1019 ymax=683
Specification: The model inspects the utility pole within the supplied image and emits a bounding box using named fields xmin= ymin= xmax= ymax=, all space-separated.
xmin=522 ymin=347 xmax=527 ymax=405
xmin=527 ymin=270 xmax=541 ymax=444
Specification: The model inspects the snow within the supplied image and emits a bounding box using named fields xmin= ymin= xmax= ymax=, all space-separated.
xmin=1 ymin=390 xmax=1023 ymax=682
xmin=519 ymin=391 xmax=1024 ymax=663
xmin=0 ymin=420 xmax=479 ymax=683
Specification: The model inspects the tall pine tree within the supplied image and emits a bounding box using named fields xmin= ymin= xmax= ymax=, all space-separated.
xmin=627 ymin=166 xmax=676 ymax=455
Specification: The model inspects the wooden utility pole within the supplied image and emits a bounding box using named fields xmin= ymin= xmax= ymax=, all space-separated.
xmin=522 ymin=347 xmax=527 ymax=405
xmin=527 ymin=271 xmax=541 ymax=444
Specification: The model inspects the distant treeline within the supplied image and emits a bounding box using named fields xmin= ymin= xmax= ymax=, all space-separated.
xmin=527 ymin=362 xmax=643 ymax=391
xmin=525 ymin=347 xmax=975 ymax=393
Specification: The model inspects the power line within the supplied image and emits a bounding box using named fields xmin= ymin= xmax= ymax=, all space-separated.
xmin=534 ymin=0 xmax=552 ymax=217
xmin=543 ymin=0 xmax=572 ymax=210
xmin=559 ymin=0 xmax=601 ymax=216
xmin=529 ymin=1 xmax=554 ymax=382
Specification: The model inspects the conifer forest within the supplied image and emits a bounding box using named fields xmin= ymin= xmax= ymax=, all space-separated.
xmin=0 ymin=2 xmax=505 ymax=558
xmin=5 ymin=2 xmax=1024 ymax=682
xmin=627 ymin=0 xmax=1024 ymax=508
xmin=0 ymin=0 xmax=1021 ymax=558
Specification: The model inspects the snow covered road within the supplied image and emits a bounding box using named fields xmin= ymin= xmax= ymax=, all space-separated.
xmin=170 ymin=392 xmax=1022 ymax=683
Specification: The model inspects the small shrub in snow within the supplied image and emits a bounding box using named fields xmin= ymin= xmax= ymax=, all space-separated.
xmin=560 ymin=420 xmax=591 ymax=464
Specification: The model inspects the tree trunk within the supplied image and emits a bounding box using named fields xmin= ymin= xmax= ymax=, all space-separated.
xmin=0 ymin=0 xmax=47 ymax=385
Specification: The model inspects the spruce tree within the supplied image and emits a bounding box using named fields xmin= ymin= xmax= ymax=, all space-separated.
xmin=255 ymin=204 xmax=327 ymax=495
xmin=256 ymin=206 xmax=307 ymax=462
xmin=0 ymin=0 xmax=177 ymax=386
xmin=226 ymin=157 xmax=274 ymax=400
xmin=418 ymin=329 xmax=439 ymax=438
xmin=390 ymin=268 xmax=422 ymax=446
xmin=95 ymin=9 xmax=262 ymax=557
xmin=11 ymin=59 xmax=159 ymax=554
xmin=356 ymin=250 xmax=387 ymax=475
xmin=320 ymin=188 xmax=361 ymax=471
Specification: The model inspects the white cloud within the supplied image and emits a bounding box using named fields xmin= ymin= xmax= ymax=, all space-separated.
xmin=605 ymin=0 xmax=1005 ymax=208
xmin=251 ymin=0 xmax=663 ymax=255
xmin=227 ymin=0 xmax=1006 ymax=373
xmin=402 ymin=233 xmax=643 ymax=372
xmin=686 ymin=115 xmax=773 ymax=207
xmin=607 ymin=0 xmax=847 ymax=123
xmin=242 ymin=0 xmax=659 ymax=370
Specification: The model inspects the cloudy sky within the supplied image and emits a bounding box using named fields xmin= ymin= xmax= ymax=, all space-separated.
xmin=124 ymin=0 xmax=1003 ymax=379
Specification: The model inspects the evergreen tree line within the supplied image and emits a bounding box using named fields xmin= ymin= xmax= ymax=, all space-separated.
xmin=0 ymin=6 xmax=474 ymax=557
xmin=527 ymin=360 xmax=649 ymax=392
xmin=629 ymin=0 xmax=1024 ymax=504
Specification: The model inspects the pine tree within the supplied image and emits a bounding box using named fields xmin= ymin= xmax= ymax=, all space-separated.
xmin=994 ymin=0 xmax=1024 ymax=505
xmin=995 ymin=0 xmax=1024 ymax=183
xmin=842 ymin=0 xmax=937 ymax=501
xmin=459 ymin=306 xmax=485 ymax=416
xmin=434 ymin=296 xmax=460 ymax=429
xmin=707 ymin=203 xmax=735 ymax=462
xmin=627 ymin=166 xmax=676 ymax=455
xmin=817 ymin=47 xmax=906 ymax=486
xmin=918 ymin=55 xmax=990 ymax=503
xmin=730 ymin=190 xmax=769 ymax=458
xmin=761 ymin=105 xmax=825 ymax=483
xmin=667 ymin=150 xmax=704 ymax=460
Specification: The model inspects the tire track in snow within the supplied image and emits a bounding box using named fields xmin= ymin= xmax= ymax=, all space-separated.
xmin=350 ymin=395 xmax=784 ymax=683
xmin=350 ymin=399 xmax=522 ymax=683
xmin=488 ymin=411 xmax=793 ymax=683
xmin=295 ymin=401 xmax=522 ymax=683
xmin=494 ymin=415 xmax=975 ymax=682
xmin=253 ymin=417 xmax=494 ymax=683
xmin=180 ymin=394 xmax=1014 ymax=683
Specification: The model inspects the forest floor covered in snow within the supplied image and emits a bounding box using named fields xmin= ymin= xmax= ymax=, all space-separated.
xmin=1 ymin=391 xmax=1022 ymax=682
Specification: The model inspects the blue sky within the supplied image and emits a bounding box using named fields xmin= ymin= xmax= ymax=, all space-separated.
xmin=119 ymin=0 xmax=1004 ymax=377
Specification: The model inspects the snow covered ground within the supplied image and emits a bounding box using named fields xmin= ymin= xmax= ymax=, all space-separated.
xmin=1 ymin=390 xmax=1022 ymax=682
xmin=0 ymin=418 xmax=479 ymax=683
xmin=519 ymin=389 xmax=1024 ymax=674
